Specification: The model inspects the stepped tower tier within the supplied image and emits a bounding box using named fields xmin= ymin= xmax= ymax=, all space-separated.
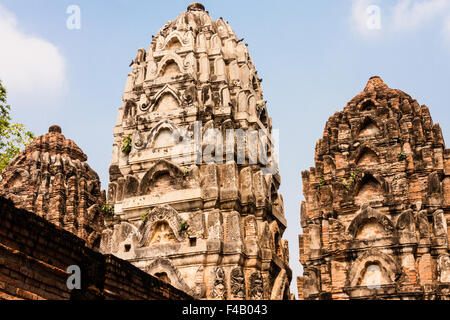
xmin=100 ymin=3 xmax=292 ymax=300
xmin=0 ymin=125 xmax=106 ymax=248
xmin=298 ymin=77 xmax=450 ymax=300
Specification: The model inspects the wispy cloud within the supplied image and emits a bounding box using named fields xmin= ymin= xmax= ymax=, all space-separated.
xmin=0 ymin=5 xmax=67 ymax=105
xmin=351 ymin=0 xmax=450 ymax=44
xmin=391 ymin=0 xmax=449 ymax=32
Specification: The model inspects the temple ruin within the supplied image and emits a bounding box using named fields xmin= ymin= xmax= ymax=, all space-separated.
xmin=298 ymin=76 xmax=450 ymax=300
xmin=99 ymin=2 xmax=292 ymax=300
xmin=0 ymin=125 xmax=105 ymax=248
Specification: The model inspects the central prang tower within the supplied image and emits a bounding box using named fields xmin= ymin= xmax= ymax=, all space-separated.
xmin=100 ymin=3 xmax=291 ymax=300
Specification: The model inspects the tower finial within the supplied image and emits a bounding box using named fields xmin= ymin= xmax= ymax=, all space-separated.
xmin=187 ymin=2 xmax=205 ymax=12
xmin=49 ymin=125 xmax=62 ymax=134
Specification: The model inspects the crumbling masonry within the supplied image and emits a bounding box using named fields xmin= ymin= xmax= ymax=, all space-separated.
xmin=298 ymin=77 xmax=450 ymax=300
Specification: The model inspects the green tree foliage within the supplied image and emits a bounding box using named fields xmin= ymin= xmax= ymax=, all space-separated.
xmin=0 ymin=80 xmax=35 ymax=172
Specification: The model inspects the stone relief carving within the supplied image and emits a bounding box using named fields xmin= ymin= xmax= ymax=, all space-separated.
xmin=194 ymin=266 xmax=206 ymax=299
xmin=230 ymin=268 xmax=246 ymax=299
xmin=433 ymin=210 xmax=448 ymax=237
xmin=211 ymin=267 xmax=227 ymax=300
xmin=249 ymin=272 xmax=264 ymax=300
xmin=139 ymin=205 xmax=185 ymax=247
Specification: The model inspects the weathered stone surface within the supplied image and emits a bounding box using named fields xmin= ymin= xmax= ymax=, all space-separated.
xmin=100 ymin=2 xmax=291 ymax=300
xmin=0 ymin=126 xmax=105 ymax=248
xmin=298 ymin=77 xmax=450 ymax=300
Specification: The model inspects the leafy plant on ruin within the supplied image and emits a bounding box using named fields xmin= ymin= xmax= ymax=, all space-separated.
xmin=182 ymin=166 xmax=191 ymax=178
xmin=101 ymin=204 xmax=115 ymax=216
xmin=398 ymin=150 xmax=407 ymax=161
xmin=342 ymin=172 xmax=358 ymax=191
xmin=122 ymin=135 xmax=133 ymax=155
xmin=317 ymin=176 xmax=327 ymax=190
xmin=0 ymin=80 xmax=35 ymax=172
xmin=179 ymin=220 xmax=189 ymax=234
xmin=141 ymin=210 xmax=150 ymax=222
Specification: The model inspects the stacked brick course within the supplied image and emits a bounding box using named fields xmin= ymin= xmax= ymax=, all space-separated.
xmin=0 ymin=196 xmax=192 ymax=300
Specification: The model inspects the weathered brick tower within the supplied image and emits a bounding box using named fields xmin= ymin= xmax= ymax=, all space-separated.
xmin=298 ymin=77 xmax=450 ymax=300
xmin=0 ymin=125 xmax=105 ymax=248
xmin=100 ymin=3 xmax=292 ymax=300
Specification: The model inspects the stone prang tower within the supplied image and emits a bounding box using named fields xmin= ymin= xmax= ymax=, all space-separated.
xmin=298 ymin=77 xmax=450 ymax=300
xmin=100 ymin=3 xmax=292 ymax=300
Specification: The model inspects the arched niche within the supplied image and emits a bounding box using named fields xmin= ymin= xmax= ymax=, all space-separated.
xmin=139 ymin=160 xmax=184 ymax=196
xmin=347 ymin=205 xmax=395 ymax=239
xmin=145 ymin=258 xmax=192 ymax=294
xmin=153 ymin=128 xmax=176 ymax=149
xmin=139 ymin=205 xmax=185 ymax=246
xmin=359 ymin=99 xmax=377 ymax=112
xmin=347 ymin=249 xmax=401 ymax=288
xmin=164 ymin=36 xmax=182 ymax=51
xmin=358 ymin=117 xmax=380 ymax=137
xmin=149 ymin=85 xmax=182 ymax=113
xmin=157 ymin=54 xmax=184 ymax=78
xmin=359 ymin=263 xmax=391 ymax=287
xmin=354 ymin=174 xmax=384 ymax=206
xmin=154 ymin=93 xmax=180 ymax=113
xmin=147 ymin=120 xmax=180 ymax=149
xmin=160 ymin=60 xmax=181 ymax=77
xmin=355 ymin=147 xmax=380 ymax=166
xmin=356 ymin=218 xmax=387 ymax=240
xmin=148 ymin=221 xmax=177 ymax=246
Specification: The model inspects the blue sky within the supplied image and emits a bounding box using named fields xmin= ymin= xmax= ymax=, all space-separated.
xmin=1 ymin=0 xmax=450 ymax=296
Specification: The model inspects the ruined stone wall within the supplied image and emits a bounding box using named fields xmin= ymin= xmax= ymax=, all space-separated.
xmin=0 ymin=196 xmax=192 ymax=300
xmin=298 ymin=77 xmax=450 ymax=300
xmin=101 ymin=2 xmax=292 ymax=300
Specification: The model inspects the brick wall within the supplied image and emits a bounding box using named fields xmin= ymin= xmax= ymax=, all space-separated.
xmin=0 ymin=197 xmax=192 ymax=300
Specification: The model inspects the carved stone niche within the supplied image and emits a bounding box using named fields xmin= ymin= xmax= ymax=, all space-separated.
xmin=230 ymin=268 xmax=246 ymax=299
xmin=438 ymin=255 xmax=450 ymax=283
xmin=345 ymin=249 xmax=401 ymax=297
xmin=139 ymin=205 xmax=186 ymax=247
xmin=249 ymin=272 xmax=264 ymax=300
xmin=145 ymin=258 xmax=192 ymax=294
xmin=347 ymin=205 xmax=395 ymax=241
xmin=211 ymin=267 xmax=227 ymax=300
